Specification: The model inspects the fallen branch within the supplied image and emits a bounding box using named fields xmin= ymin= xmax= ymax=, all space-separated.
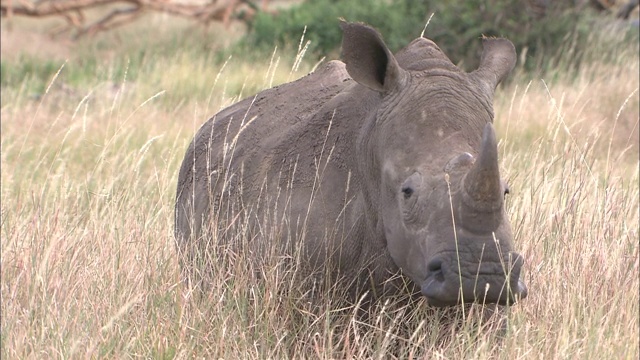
xmin=0 ymin=0 xmax=270 ymax=38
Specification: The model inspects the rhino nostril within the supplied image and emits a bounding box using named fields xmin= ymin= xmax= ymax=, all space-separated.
xmin=428 ymin=259 xmax=442 ymax=272
xmin=428 ymin=258 xmax=445 ymax=282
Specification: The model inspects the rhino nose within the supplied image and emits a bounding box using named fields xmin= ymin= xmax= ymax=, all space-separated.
xmin=501 ymin=252 xmax=528 ymax=305
xmin=494 ymin=270 xmax=528 ymax=305
xmin=492 ymin=277 xmax=527 ymax=306
xmin=420 ymin=254 xmax=528 ymax=307
xmin=427 ymin=257 xmax=445 ymax=281
xmin=420 ymin=257 xmax=459 ymax=306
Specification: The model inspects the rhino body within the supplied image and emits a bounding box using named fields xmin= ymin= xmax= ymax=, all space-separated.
xmin=175 ymin=22 xmax=528 ymax=307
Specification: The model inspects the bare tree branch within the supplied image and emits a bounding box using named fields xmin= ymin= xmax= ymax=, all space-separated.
xmin=0 ymin=0 xmax=267 ymax=38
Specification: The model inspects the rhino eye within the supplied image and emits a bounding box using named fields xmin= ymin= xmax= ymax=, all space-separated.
xmin=503 ymin=183 xmax=510 ymax=198
xmin=400 ymin=172 xmax=421 ymax=200
xmin=401 ymin=186 xmax=414 ymax=199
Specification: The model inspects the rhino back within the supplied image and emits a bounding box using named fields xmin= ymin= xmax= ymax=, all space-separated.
xmin=174 ymin=61 xmax=363 ymax=254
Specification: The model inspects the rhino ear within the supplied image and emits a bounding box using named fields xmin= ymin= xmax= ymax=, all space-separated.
xmin=340 ymin=21 xmax=406 ymax=92
xmin=470 ymin=37 xmax=517 ymax=96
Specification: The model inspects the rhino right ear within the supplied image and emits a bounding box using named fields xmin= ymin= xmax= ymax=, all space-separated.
xmin=340 ymin=21 xmax=406 ymax=92
xmin=470 ymin=37 xmax=517 ymax=97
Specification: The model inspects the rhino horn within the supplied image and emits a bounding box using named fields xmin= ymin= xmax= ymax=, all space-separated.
xmin=462 ymin=123 xmax=503 ymax=213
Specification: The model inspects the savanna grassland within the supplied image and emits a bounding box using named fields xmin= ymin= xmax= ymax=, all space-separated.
xmin=1 ymin=14 xmax=639 ymax=359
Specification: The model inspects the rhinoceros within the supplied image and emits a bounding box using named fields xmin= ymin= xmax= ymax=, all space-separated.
xmin=174 ymin=22 xmax=528 ymax=307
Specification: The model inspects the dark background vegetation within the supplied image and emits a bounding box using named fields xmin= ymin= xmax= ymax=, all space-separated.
xmin=245 ymin=0 xmax=639 ymax=72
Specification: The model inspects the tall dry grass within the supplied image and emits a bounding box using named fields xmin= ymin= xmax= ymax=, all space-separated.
xmin=1 ymin=22 xmax=638 ymax=358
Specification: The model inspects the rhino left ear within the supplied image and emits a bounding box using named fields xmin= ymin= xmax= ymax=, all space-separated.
xmin=340 ymin=21 xmax=406 ymax=92
xmin=470 ymin=37 xmax=517 ymax=96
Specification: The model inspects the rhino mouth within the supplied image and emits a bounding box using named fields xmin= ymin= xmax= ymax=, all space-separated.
xmin=419 ymin=253 xmax=528 ymax=307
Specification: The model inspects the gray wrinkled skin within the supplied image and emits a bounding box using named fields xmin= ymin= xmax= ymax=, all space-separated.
xmin=175 ymin=22 xmax=528 ymax=307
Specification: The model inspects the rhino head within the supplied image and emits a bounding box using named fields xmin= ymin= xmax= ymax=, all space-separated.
xmin=341 ymin=22 xmax=528 ymax=306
